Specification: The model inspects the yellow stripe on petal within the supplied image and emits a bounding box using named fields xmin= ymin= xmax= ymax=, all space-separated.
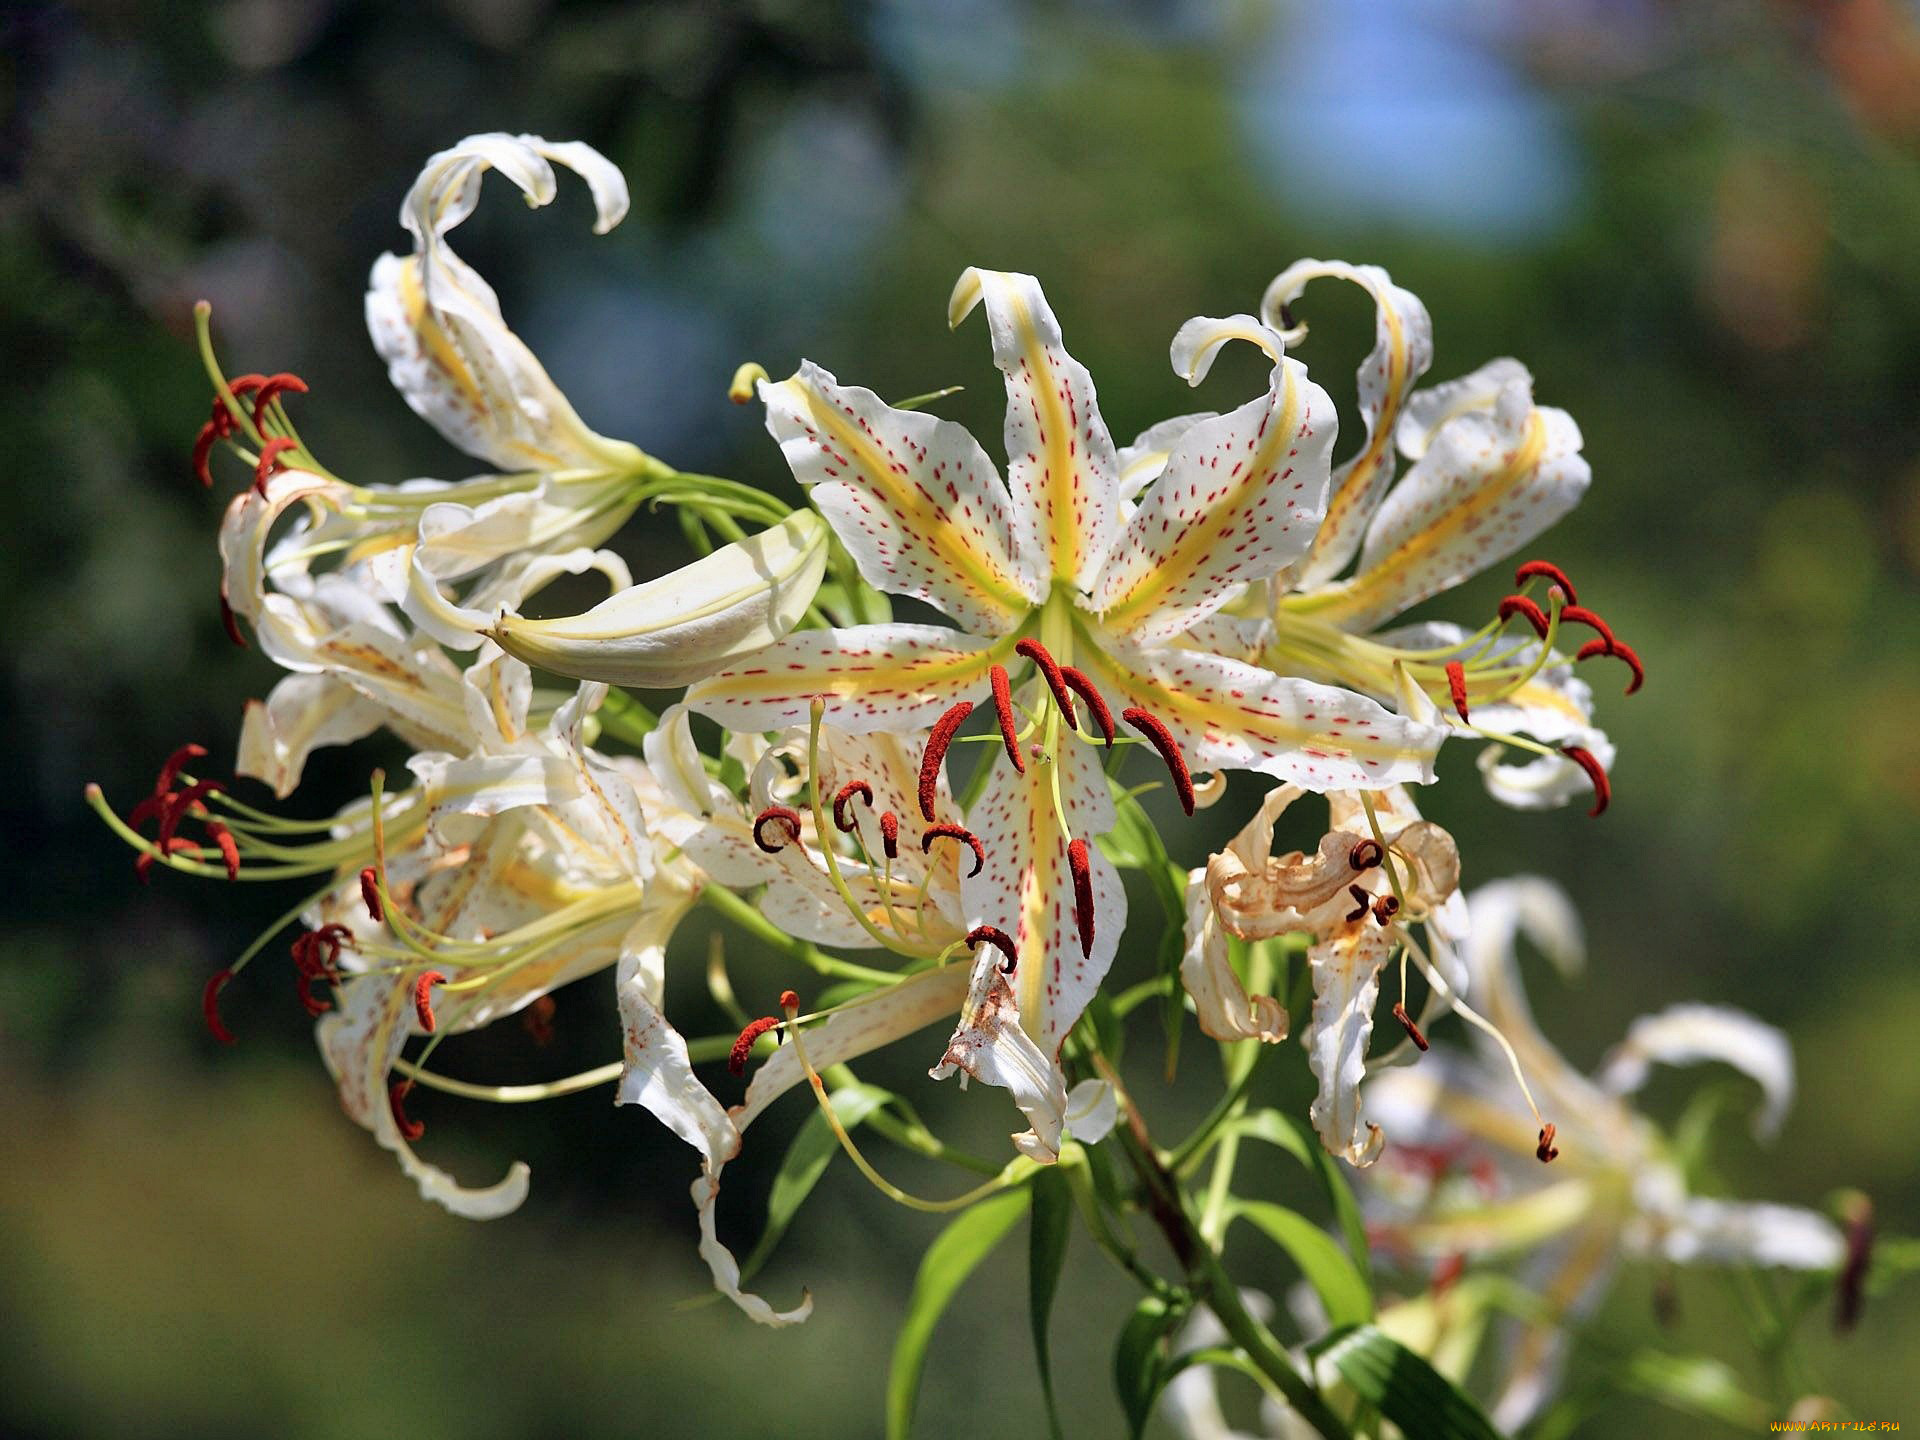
xmin=686 ymin=623 xmax=1005 ymax=735
xmin=950 ymin=268 xmax=1119 ymax=592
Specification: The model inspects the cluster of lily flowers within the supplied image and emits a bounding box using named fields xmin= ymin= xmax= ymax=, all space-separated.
xmin=91 ymin=133 xmax=1854 ymax=1426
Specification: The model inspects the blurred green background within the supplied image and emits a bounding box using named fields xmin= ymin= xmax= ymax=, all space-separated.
xmin=4 ymin=1 xmax=1918 ymax=1436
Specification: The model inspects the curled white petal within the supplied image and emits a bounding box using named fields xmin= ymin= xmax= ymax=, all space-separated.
xmin=1598 ymin=1003 xmax=1795 ymax=1142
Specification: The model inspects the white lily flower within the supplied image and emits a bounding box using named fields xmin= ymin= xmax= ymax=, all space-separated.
xmin=686 ymin=269 xmax=1447 ymax=1153
xmin=1223 ymin=261 xmax=1637 ymax=816
xmin=1361 ymin=876 xmax=1845 ymax=1430
xmin=1200 ymin=783 xmax=1466 ymax=1166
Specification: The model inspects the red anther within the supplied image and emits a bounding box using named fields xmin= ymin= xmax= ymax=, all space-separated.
xmin=252 ymin=436 xmax=298 ymax=494
xmin=923 ymin=822 xmax=985 ymax=877
xmin=966 ymin=924 xmax=1019 ymax=974
xmin=779 ymin=989 xmax=799 ymax=1010
xmin=153 ymin=779 xmax=226 ymax=850
xmin=249 ymin=372 xmax=309 ymax=417
xmin=202 ymin=968 xmax=238 ymax=1045
xmin=1345 ymin=884 xmax=1371 ymax=923
xmin=1067 ymin=838 xmax=1096 ymax=959
xmin=1445 ymin=661 xmax=1470 ymax=722
xmin=1561 ymin=745 xmax=1611 ymax=818
xmin=218 ymin=588 xmax=248 ymax=648
xmin=1392 ymin=1001 xmax=1429 ymax=1051
xmin=1536 ymin=1122 xmax=1559 ymax=1164
xmin=1430 ymin=1252 xmax=1466 ymax=1297
xmin=204 ymin=820 xmax=240 ymax=880
xmin=729 ymin=1016 xmax=782 ymax=1075
xmin=920 ymin=701 xmax=974 ymax=821
xmin=1496 ymin=595 xmax=1551 ymax=639
xmin=291 ymin=936 xmax=330 ymax=1017
xmin=879 ymin=810 xmax=900 ymax=860
xmin=153 ymin=743 xmax=210 ymax=800
xmin=1348 ymin=838 xmax=1384 ymax=871
xmin=413 ymin=970 xmax=446 ymax=1033
xmin=359 ymin=866 xmax=384 ymax=923
xmin=831 ymin=780 xmax=873 ymax=833
xmin=753 ymin=804 xmax=804 ymax=854
xmin=225 ymin=374 xmax=267 ymax=400
xmin=1514 ymin=560 xmax=1578 ymax=605
xmin=1121 ymin=707 xmax=1194 ymax=815
xmin=1059 ymin=666 xmax=1114 ymax=747
xmin=1557 ymin=605 xmax=1617 ymax=649
xmin=134 ymin=836 xmax=199 ymax=882
xmin=988 ymin=665 xmax=1024 ymax=774
xmin=1371 ymin=893 xmax=1400 ymax=926
xmin=388 ymin=1082 xmax=425 ymax=1142
xmin=1575 ymin=637 xmax=1643 ymax=695
xmin=192 ymin=419 xmax=221 ymax=487
xmin=523 ymin=995 xmax=557 ymax=1047
xmin=1014 ymin=638 xmax=1077 ymax=728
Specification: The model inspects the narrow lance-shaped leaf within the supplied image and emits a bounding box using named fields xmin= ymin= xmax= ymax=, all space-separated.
xmin=1311 ymin=1325 xmax=1501 ymax=1440
xmin=887 ymin=1189 xmax=1031 ymax=1440
xmin=1225 ymin=1199 xmax=1373 ymax=1329
xmin=1112 ymin=1293 xmax=1184 ymax=1440
xmin=1225 ymin=1108 xmax=1373 ymax=1288
xmin=739 ymin=1083 xmax=892 ymax=1284
xmin=1029 ymin=1166 xmax=1073 ymax=1440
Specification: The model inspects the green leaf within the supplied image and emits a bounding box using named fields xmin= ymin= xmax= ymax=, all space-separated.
xmin=1112 ymin=1293 xmax=1184 ymax=1439
xmin=738 ymin=1083 xmax=891 ymax=1283
xmin=1311 ymin=1325 xmax=1500 ymax=1440
xmin=887 ymin=1189 xmax=1030 ymax=1440
xmin=1226 ymin=1199 xmax=1373 ymax=1328
xmin=1029 ymin=1167 xmax=1073 ymax=1440
xmin=1227 ymin=1109 xmax=1373 ymax=1287
xmin=1619 ymin=1349 xmax=1768 ymax=1429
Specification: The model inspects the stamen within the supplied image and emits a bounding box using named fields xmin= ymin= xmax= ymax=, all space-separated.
xmin=252 ymin=436 xmax=298 ymax=494
xmin=1371 ymin=893 xmax=1400 ymax=926
xmin=292 ymin=936 xmax=331 ymax=1017
xmin=135 ymin=836 xmax=200 ymax=883
xmin=1392 ymin=1001 xmax=1429 ymax=1051
xmin=1014 ymin=638 xmax=1077 ymax=727
xmin=1556 ymin=606 xmax=1617 ymax=649
xmin=414 ymin=970 xmax=446 ymax=1033
xmin=1445 ymin=660 xmax=1470 ymax=721
xmin=218 ymin=587 xmax=248 ymax=648
xmin=920 ymin=701 xmax=973 ymax=821
xmin=154 ymin=743 xmax=209 ymax=800
xmin=1348 ymin=838 xmax=1384 ymax=871
xmin=192 ymin=421 xmax=221 ymax=488
xmin=1496 ymin=595 xmax=1551 ymax=640
xmin=753 ymin=804 xmax=804 ymax=853
xmin=153 ymin=780 xmax=225 ymax=850
xmin=389 ymin=1081 xmax=426 ymax=1142
xmin=729 ymin=1016 xmax=783 ymax=1075
xmin=204 ymin=820 xmax=240 ymax=880
xmin=249 ymin=372 xmax=308 ymax=416
xmin=1514 ymin=560 xmax=1577 ymax=604
xmin=1575 ymin=637 xmax=1644 ymax=695
xmin=1067 ymin=838 xmax=1095 ymax=959
xmin=1345 ymin=884 xmax=1371 ymax=923
xmin=359 ymin=866 xmax=384 ymax=923
xmin=523 ymin=995 xmax=557 ymax=1047
xmin=780 ymin=989 xmax=799 ymax=1010
xmin=1060 ymin=666 xmax=1114 ymax=747
xmin=1120 ymin=707 xmax=1194 ymax=815
xmin=832 ymin=780 xmax=873 ymax=832
xmin=879 ymin=810 xmax=900 ymax=859
xmin=202 ymin=968 xmax=237 ymax=1046
xmin=966 ymin=924 xmax=1019 ymax=973
xmin=1536 ymin=1123 xmax=1559 ymax=1164
xmin=1561 ymin=745 xmax=1611 ymax=817
xmin=988 ymin=665 xmax=1024 ymax=774
xmin=923 ymin=822 xmax=985 ymax=877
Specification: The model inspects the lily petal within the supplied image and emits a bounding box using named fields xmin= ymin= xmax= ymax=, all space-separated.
xmin=964 ymin=731 xmax=1124 ymax=1055
xmin=1306 ymin=923 xmax=1395 ymax=1166
xmin=365 ymin=133 xmax=643 ymax=474
xmin=1476 ymin=728 xmax=1614 ymax=812
xmin=687 ymin=622 xmax=1000 ymax=734
xmin=1083 ymin=640 xmax=1446 ymax=791
xmin=1291 ymin=362 xmax=1589 ymax=633
xmin=760 ymin=363 xmax=1043 ymax=633
xmin=236 ymin=672 xmax=386 ymax=799
xmin=1653 ymin=1198 xmax=1845 ymax=1269
xmin=1598 ymin=1004 xmax=1795 ymax=1142
xmin=1091 ymin=315 xmax=1334 ymax=645
xmin=950 ymin=267 xmax=1119 ymax=590
xmin=1263 ymin=261 xmax=1434 ymax=589
xmin=486 ymin=511 xmax=828 ymax=686
xmin=615 ymin=926 xmax=738 ymax=1169
xmin=930 ymin=955 xmax=1073 ymax=1162
xmin=1180 ymin=867 xmax=1288 ymax=1043
xmin=1117 ymin=412 xmax=1217 ymax=504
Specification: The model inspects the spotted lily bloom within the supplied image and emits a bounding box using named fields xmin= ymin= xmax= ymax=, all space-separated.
xmin=1193 ymin=261 xmax=1639 ymax=816
xmin=689 ymin=268 xmax=1448 ymax=1112
xmin=1362 ymin=878 xmax=1844 ymax=1429
xmin=1197 ymin=783 xmax=1470 ymax=1166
